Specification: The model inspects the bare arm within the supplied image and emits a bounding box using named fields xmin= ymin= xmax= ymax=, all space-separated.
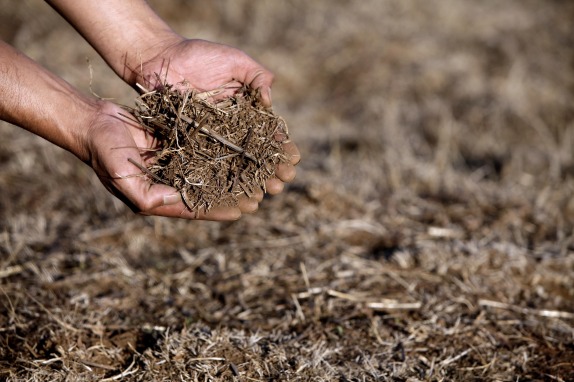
xmin=0 ymin=40 xmax=95 ymax=162
xmin=45 ymin=0 xmax=179 ymax=85
xmin=44 ymin=0 xmax=276 ymax=106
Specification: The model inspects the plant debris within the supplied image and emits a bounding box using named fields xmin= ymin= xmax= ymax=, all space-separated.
xmin=2 ymin=0 xmax=574 ymax=381
xmin=126 ymin=82 xmax=290 ymax=213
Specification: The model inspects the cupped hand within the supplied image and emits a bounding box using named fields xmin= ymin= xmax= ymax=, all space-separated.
xmin=130 ymin=37 xmax=301 ymax=200
xmin=134 ymin=38 xmax=274 ymax=106
xmin=86 ymin=101 xmax=256 ymax=220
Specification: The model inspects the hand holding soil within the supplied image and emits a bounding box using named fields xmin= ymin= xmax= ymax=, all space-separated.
xmin=119 ymin=38 xmax=300 ymax=218
xmin=125 ymin=81 xmax=300 ymax=218
xmin=0 ymin=0 xmax=299 ymax=221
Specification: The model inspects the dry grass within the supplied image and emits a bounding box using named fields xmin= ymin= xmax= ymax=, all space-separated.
xmin=1 ymin=0 xmax=574 ymax=381
xmin=127 ymin=82 xmax=289 ymax=213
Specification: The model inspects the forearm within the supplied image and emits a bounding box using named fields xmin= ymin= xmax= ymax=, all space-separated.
xmin=0 ymin=40 xmax=96 ymax=162
xmin=45 ymin=0 xmax=180 ymax=86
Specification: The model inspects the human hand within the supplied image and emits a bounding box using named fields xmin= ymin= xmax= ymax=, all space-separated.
xmin=130 ymin=37 xmax=300 ymax=201
xmin=86 ymin=101 xmax=264 ymax=220
xmin=43 ymin=1 xmax=299 ymax=217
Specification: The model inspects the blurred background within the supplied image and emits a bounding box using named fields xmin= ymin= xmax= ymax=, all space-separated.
xmin=1 ymin=0 xmax=573 ymax=380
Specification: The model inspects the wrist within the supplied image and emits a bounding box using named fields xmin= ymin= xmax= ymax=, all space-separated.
xmin=0 ymin=40 xmax=100 ymax=163
xmin=121 ymin=32 xmax=184 ymax=87
xmin=65 ymin=97 xmax=105 ymax=164
xmin=46 ymin=0 xmax=183 ymax=88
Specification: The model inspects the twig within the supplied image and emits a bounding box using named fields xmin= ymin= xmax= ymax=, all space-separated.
xmin=78 ymin=359 xmax=116 ymax=371
xmin=127 ymin=158 xmax=169 ymax=185
xmin=327 ymin=289 xmax=362 ymax=302
xmin=0 ymin=264 xmax=24 ymax=279
xmin=100 ymin=357 xmax=138 ymax=381
xmin=367 ymin=301 xmax=422 ymax=311
xmin=479 ymin=299 xmax=574 ymax=319
xmin=440 ymin=349 xmax=472 ymax=366
xmin=291 ymin=294 xmax=306 ymax=322
xmin=187 ymin=357 xmax=226 ymax=362
xmin=180 ymin=115 xmax=256 ymax=161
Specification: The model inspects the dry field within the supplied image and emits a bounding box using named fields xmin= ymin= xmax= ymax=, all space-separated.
xmin=1 ymin=0 xmax=574 ymax=380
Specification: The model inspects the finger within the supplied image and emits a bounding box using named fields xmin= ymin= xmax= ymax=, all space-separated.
xmin=236 ymin=58 xmax=274 ymax=107
xmin=145 ymin=196 xmax=243 ymax=221
xmin=237 ymin=194 xmax=259 ymax=214
xmin=152 ymin=206 xmax=242 ymax=221
xmin=259 ymin=86 xmax=272 ymax=108
xmin=251 ymin=187 xmax=264 ymax=202
xmin=282 ymin=141 xmax=301 ymax=165
xmin=114 ymin=171 xmax=242 ymax=220
xmin=150 ymin=188 xmax=243 ymax=221
xmin=275 ymin=162 xmax=296 ymax=183
xmin=275 ymin=131 xmax=301 ymax=166
xmin=179 ymin=205 xmax=242 ymax=221
xmin=265 ymin=177 xmax=285 ymax=195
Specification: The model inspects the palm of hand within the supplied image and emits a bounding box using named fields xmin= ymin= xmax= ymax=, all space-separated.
xmin=88 ymin=101 xmax=262 ymax=220
xmin=87 ymin=102 xmax=166 ymax=211
xmin=136 ymin=38 xmax=298 ymax=186
xmin=138 ymin=39 xmax=273 ymax=106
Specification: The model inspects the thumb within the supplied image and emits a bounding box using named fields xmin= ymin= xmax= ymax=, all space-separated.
xmin=113 ymin=173 xmax=179 ymax=213
xmin=259 ymin=86 xmax=272 ymax=108
xmin=237 ymin=60 xmax=274 ymax=107
xmin=118 ymin=175 xmax=243 ymax=221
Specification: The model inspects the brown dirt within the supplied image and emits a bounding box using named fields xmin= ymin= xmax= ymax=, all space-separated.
xmin=127 ymin=83 xmax=289 ymax=213
xmin=1 ymin=0 xmax=574 ymax=381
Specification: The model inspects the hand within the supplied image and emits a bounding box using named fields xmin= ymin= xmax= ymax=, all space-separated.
xmin=134 ymin=38 xmax=274 ymax=107
xmin=131 ymin=37 xmax=301 ymax=204
xmin=86 ymin=101 xmax=258 ymax=221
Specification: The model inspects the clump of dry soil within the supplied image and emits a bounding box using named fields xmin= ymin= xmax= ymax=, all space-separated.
xmin=127 ymin=82 xmax=289 ymax=213
xmin=1 ymin=0 xmax=574 ymax=381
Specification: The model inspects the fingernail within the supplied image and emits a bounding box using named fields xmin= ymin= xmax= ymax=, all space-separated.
xmin=163 ymin=193 xmax=181 ymax=206
xmin=264 ymin=86 xmax=272 ymax=107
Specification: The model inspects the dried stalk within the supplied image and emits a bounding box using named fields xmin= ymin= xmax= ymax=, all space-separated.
xmin=126 ymin=82 xmax=289 ymax=213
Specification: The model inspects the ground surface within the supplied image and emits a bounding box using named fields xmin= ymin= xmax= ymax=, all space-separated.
xmin=1 ymin=1 xmax=574 ymax=381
